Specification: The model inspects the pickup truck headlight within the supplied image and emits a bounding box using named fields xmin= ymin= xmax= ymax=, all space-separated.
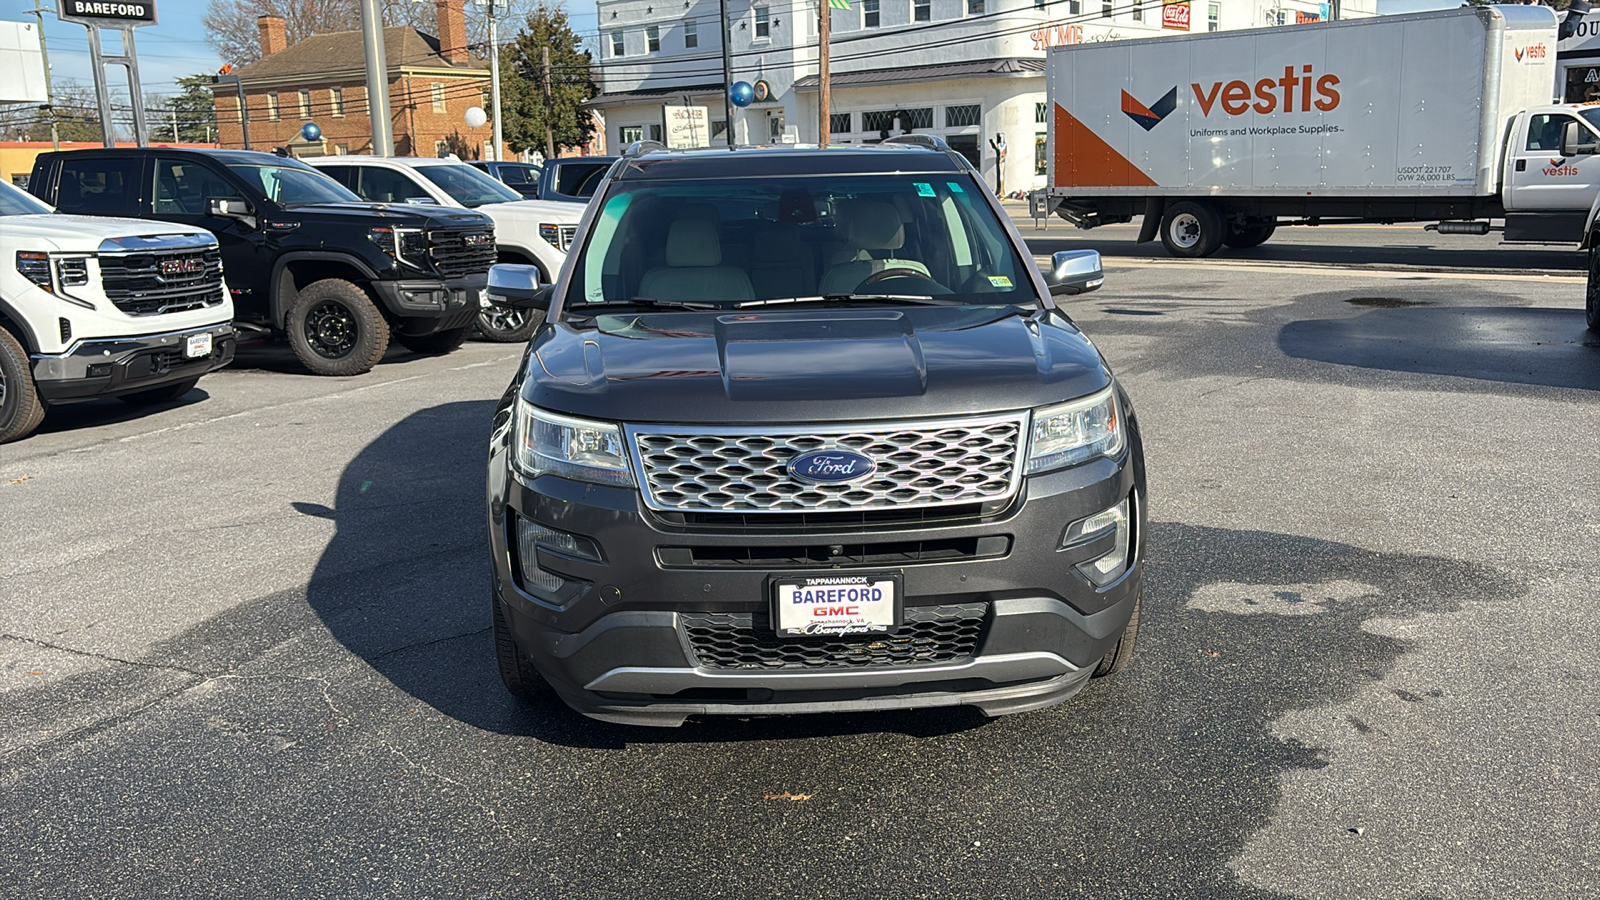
xmin=369 ymin=227 xmax=430 ymax=269
xmin=16 ymin=251 xmax=52 ymax=288
xmin=515 ymin=401 xmax=635 ymax=486
xmin=1026 ymin=385 xmax=1124 ymax=474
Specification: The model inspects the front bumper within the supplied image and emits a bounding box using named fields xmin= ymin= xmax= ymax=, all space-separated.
xmin=371 ymin=273 xmax=487 ymax=321
xmin=32 ymin=322 xmax=236 ymax=403
xmin=488 ymin=438 xmax=1145 ymax=727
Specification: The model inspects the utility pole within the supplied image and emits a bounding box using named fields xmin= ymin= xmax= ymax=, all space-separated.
xmin=489 ymin=0 xmax=503 ymax=161
xmin=819 ymin=0 xmax=830 ymax=146
xmin=542 ymin=45 xmax=555 ymax=159
xmin=28 ymin=0 xmax=59 ymax=150
xmin=719 ymin=0 xmax=734 ymax=146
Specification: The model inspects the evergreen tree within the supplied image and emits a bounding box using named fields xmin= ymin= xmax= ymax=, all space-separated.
xmin=502 ymin=2 xmax=596 ymax=156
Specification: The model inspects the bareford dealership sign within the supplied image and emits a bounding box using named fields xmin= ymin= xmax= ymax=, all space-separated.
xmin=57 ymin=0 xmax=157 ymax=25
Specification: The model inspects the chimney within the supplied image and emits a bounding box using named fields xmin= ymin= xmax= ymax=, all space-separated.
xmin=435 ymin=0 xmax=468 ymax=65
xmin=258 ymin=15 xmax=287 ymax=57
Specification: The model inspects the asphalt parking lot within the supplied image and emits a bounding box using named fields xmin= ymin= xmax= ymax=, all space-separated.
xmin=3 ymin=229 xmax=1598 ymax=898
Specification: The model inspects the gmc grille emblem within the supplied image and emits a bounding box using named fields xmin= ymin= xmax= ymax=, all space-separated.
xmin=160 ymin=258 xmax=204 ymax=276
xmin=463 ymin=233 xmax=490 ymax=247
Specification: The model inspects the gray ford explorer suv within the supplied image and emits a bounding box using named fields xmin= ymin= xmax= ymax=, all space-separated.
xmin=485 ymin=141 xmax=1146 ymax=727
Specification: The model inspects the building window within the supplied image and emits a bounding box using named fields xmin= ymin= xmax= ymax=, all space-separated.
xmin=620 ymin=125 xmax=643 ymax=143
xmin=1276 ymin=9 xmax=1286 ymax=24
xmin=646 ymin=25 xmax=660 ymax=51
xmin=1132 ymin=0 xmax=1142 ymax=21
xmin=298 ymin=90 xmax=310 ymax=118
xmin=712 ymin=120 xmax=728 ymax=138
xmin=1069 ymin=0 xmax=1079 ymax=11
xmin=610 ymin=30 xmax=624 ymax=57
xmin=830 ymin=112 xmax=851 ymax=134
xmin=684 ymin=18 xmax=698 ymax=47
xmin=330 ymin=87 xmax=344 ymax=117
xmin=754 ymin=6 xmax=769 ymax=37
xmin=945 ymin=104 xmax=980 ymax=128
xmin=435 ymin=140 xmax=450 ymax=158
xmin=967 ymin=0 xmax=983 ymax=15
xmin=431 ymin=83 xmax=446 ymax=112
xmin=335 ymin=143 xmax=350 ymax=155
xmin=862 ymin=107 xmax=932 ymax=134
xmin=914 ymin=0 xmax=930 ymax=21
xmin=1035 ymin=101 xmax=1047 ymax=123
xmin=863 ymin=0 xmax=879 ymax=27
xmin=650 ymin=123 xmax=663 ymax=141
xmin=1207 ymin=2 xmax=1218 ymax=30
xmin=1035 ymin=135 xmax=1048 ymax=176
xmin=266 ymin=92 xmax=280 ymax=121
xmin=1101 ymin=0 xmax=1111 ymax=16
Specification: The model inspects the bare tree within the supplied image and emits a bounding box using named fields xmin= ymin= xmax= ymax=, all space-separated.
xmin=204 ymin=0 xmax=529 ymax=68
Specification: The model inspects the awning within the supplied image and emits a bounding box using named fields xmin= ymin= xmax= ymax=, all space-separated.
xmin=792 ymin=58 xmax=1044 ymax=91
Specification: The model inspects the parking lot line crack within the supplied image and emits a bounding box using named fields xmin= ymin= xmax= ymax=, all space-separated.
xmin=1 ymin=632 xmax=217 ymax=679
xmin=383 ymin=743 xmax=514 ymax=840
xmin=370 ymin=627 xmax=492 ymax=662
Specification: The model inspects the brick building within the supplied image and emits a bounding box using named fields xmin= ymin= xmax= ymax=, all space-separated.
xmin=211 ymin=0 xmax=512 ymax=160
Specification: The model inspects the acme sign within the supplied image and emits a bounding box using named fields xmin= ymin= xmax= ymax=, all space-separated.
xmin=58 ymin=0 xmax=156 ymax=25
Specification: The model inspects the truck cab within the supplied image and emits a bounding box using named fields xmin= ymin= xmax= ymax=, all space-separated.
xmin=1501 ymin=103 xmax=1600 ymax=242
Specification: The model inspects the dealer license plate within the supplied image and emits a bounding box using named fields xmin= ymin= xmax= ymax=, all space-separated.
xmin=773 ymin=573 xmax=901 ymax=638
xmin=478 ymin=288 xmax=492 ymax=308
xmin=185 ymin=332 xmax=212 ymax=358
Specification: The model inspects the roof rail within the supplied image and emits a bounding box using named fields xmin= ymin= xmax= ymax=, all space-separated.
xmin=622 ymin=140 xmax=669 ymax=159
xmin=882 ymin=134 xmax=950 ymax=151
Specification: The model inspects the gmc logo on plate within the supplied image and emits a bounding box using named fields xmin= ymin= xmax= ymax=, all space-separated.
xmin=160 ymin=258 xmax=204 ymax=276
xmin=464 ymin=233 xmax=491 ymax=247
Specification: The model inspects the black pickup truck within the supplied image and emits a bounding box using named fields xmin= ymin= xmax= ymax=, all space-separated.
xmin=29 ymin=149 xmax=495 ymax=376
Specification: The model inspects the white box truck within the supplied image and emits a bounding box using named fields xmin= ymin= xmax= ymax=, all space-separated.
xmin=1043 ymin=4 xmax=1600 ymax=272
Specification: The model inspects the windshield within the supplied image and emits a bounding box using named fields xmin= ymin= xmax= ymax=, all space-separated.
xmin=225 ymin=163 xmax=362 ymax=206
xmin=0 ymin=180 xmax=52 ymax=216
xmin=565 ymin=173 xmax=1034 ymax=310
xmin=416 ymin=164 xmax=521 ymax=206
xmin=1580 ymin=107 xmax=1600 ymax=133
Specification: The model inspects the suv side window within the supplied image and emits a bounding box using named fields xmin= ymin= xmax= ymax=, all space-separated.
xmin=357 ymin=166 xmax=432 ymax=204
xmin=152 ymin=157 xmax=239 ymax=216
xmin=55 ymin=156 xmax=139 ymax=215
xmin=314 ymin=165 xmax=357 ymax=190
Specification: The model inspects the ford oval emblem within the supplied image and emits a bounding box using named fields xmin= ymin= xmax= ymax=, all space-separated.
xmin=787 ymin=449 xmax=878 ymax=484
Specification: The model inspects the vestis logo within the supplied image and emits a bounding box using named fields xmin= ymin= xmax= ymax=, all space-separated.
xmin=1543 ymin=160 xmax=1579 ymax=176
xmin=1193 ymin=65 xmax=1341 ymax=115
xmin=1515 ymin=43 xmax=1548 ymax=62
xmin=1122 ymin=88 xmax=1178 ymax=131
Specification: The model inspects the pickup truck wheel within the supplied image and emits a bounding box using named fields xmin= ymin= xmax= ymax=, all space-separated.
xmin=1160 ymin=201 xmax=1225 ymax=258
xmin=1091 ymin=585 xmax=1141 ymax=678
xmin=475 ymin=304 xmax=539 ymax=343
xmin=0 ymin=327 xmax=46 ymax=444
xmin=394 ymin=326 xmax=471 ymax=356
xmin=1223 ymin=221 xmax=1276 ymax=250
xmin=492 ymin=594 xmax=557 ymax=703
xmin=286 ymin=279 xmax=389 ymax=377
xmin=1587 ymin=242 xmax=1600 ymax=332
xmin=117 ymin=376 xmax=200 ymax=406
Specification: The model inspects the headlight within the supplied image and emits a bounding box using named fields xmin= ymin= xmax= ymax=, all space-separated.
xmin=1027 ymin=385 xmax=1124 ymax=474
xmin=538 ymin=223 xmax=567 ymax=250
xmin=369 ymin=227 xmax=429 ymax=269
xmin=515 ymin=401 xmax=635 ymax=486
xmin=16 ymin=251 xmax=51 ymax=288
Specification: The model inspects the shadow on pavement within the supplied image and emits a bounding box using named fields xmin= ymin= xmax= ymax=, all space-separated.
xmin=1280 ymin=306 xmax=1600 ymax=391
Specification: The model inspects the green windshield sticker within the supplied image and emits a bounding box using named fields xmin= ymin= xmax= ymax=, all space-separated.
xmin=987 ymin=275 xmax=1013 ymax=288
xmin=946 ymin=182 xmax=965 ymax=193
xmin=913 ymin=182 xmax=936 ymax=197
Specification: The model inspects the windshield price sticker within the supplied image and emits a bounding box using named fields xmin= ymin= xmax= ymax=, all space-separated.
xmin=774 ymin=574 xmax=900 ymax=637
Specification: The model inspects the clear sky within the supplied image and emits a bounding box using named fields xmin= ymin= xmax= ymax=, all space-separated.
xmin=6 ymin=0 xmax=1439 ymax=110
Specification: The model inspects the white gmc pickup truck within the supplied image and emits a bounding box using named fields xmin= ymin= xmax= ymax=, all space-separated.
xmin=0 ymin=179 xmax=236 ymax=444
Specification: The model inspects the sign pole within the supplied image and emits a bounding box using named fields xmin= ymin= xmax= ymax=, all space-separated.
xmin=122 ymin=25 xmax=148 ymax=146
xmin=58 ymin=0 xmax=158 ymax=146
xmin=719 ymin=0 xmax=734 ymax=146
xmin=819 ymin=0 xmax=830 ymax=147
xmin=84 ymin=26 xmax=115 ymax=146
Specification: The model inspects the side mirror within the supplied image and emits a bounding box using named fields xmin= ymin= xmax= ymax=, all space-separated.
xmin=1561 ymin=121 xmax=1599 ymax=157
xmin=206 ymin=197 xmax=251 ymax=218
xmin=486 ymin=263 xmax=551 ymax=310
xmin=1047 ymin=249 xmax=1104 ymax=296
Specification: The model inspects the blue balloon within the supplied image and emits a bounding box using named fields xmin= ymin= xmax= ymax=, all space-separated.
xmin=729 ymin=81 xmax=754 ymax=108
xmin=300 ymin=122 xmax=322 ymax=141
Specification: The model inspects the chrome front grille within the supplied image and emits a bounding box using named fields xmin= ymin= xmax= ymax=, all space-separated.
xmin=627 ymin=414 xmax=1027 ymax=514
xmin=428 ymin=228 xmax=496 ymax=278
xmin=98 ymin=248 xmax=225 ymax=316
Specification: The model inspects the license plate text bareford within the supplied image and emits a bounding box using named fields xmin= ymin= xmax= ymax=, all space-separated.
xmin=773 ymin=573 xmax=900 ymax=637
xmin=185 ymin=332 xmax=212 ymax=358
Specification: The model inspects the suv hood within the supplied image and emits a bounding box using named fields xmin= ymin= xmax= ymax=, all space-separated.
xmin=525 ymin=305 xmax=1110 ymax=423
xmin=290 ymin=202 xmax=493 ymax=228
xmin=481 ymin=199 xmax=584 ymax=225
xmin=10 ymin=214 xmax=216 ymax=251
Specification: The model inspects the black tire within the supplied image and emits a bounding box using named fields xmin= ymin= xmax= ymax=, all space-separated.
xmin=394 ymin=326 xmax=471 ymax=356
xmin=1160 ymin=201 xmax=1226 ymax=258
xmin=117 ymin=376 xmax=200 ymax=406
xmin=0 ymin=327 xmax=46 ymax=445
xmin=492 ymin=594 xmax=557 ymax=703
xmin=1587 ymin=241 xmax=1600 ymax=333
xmin=475 ymin=304 xmax=539 ymax=343
xmin=1092 ymin=585 xmax=1141 ymax=678
xmin=284 ymin=278 xmax=390 ymax=377
xmin=1222 ymin=220 xmax=1276 ymax=250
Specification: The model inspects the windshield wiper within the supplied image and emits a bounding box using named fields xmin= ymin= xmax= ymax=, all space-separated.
xmin=733 ymin=294 xmax=966 ymax=308
xmin=582 ymin=298 xmax=720 ymax=311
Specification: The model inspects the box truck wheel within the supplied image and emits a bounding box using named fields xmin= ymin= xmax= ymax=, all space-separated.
xmin=1161 ymin=201 xmax=1225 ymax=258
xmin=1224 ymin=220 xmax=1276 ymax=250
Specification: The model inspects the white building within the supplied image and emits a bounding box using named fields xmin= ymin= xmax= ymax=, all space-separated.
xmin=588 ymin=0 xmax=1377 ymax=192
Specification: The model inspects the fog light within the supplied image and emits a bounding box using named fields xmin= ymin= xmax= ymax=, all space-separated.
xmin=1064 ymin=497 xmax=1131 ymax=587
xmin=515 ymin=517 xmax=600 ymax=596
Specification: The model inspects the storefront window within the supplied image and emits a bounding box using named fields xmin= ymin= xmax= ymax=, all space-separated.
xmin=620 ymin=125 xmax=643 ymax=144
xmin=1035 ymin=135 xmax=1048 ymax=177
xmin=1036 ymin=101 xmax=1047 ymax=124
xmin=946 ymin=105 xmax=980 ymax=128
xmin=1566 ymin=66 xmax=1600 ymax=103
xmin=830 ymin=112 xmax=852 ymax=134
